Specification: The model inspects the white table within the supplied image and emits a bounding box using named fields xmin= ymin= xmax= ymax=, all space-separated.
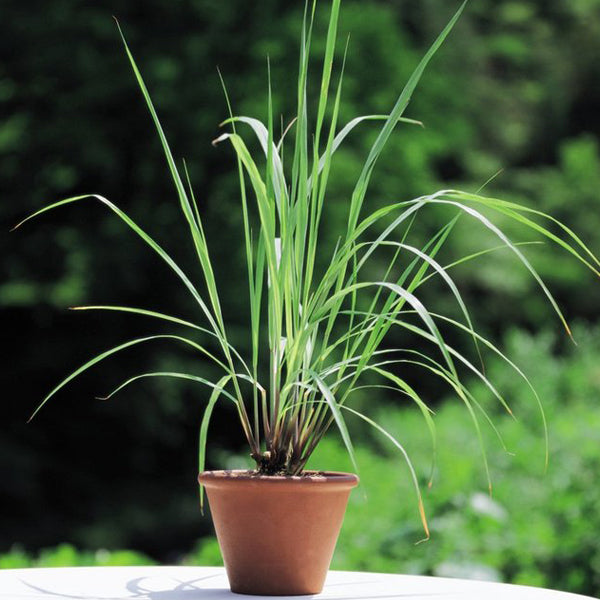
xmin=0 ymin=566 xmax=596 ymax=599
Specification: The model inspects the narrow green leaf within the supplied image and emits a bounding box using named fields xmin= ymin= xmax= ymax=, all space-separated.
xmin=309 ymin=370 xmax=359 ymax=476
xmin=341 ymin=405 xmax=429 ymax=540
xmin=199 ymin=375 xmax=233 ymax=511
xmin=28 ymin=334 xmax=226 ymax=422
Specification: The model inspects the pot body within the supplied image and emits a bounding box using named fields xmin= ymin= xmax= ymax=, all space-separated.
xmin=198 ymin=470 xmax=359 ymax=595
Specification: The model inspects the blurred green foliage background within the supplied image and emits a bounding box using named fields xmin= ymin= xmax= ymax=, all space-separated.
xmin=2 ymin=0 xmax=599 ymax=596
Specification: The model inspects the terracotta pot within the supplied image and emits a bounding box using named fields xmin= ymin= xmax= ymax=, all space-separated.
xmin=198 ymin=469 xmax=359 ymax=596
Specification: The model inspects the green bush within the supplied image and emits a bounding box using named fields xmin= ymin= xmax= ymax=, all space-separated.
xmin=0 ymin=543 xmax=153 ymax=569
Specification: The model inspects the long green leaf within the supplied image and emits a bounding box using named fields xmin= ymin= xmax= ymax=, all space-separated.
xmin=309 ymin=370 xmax=359 ymax=476
xmin=28 ymin=334 xmax=225 ymax=421
xmin=199 ymin=375 xmax=233 ymax=511
xmin=341 ymin=405 xmax=430 ymax=540
xmin=12 ymin=195 xmax=221 ymax=333
xmin=346 ymin=1 xmax=467 ymax=232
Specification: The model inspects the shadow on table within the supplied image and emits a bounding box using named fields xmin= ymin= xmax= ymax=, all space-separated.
xmin=18 ymin=573 xmax=230 ymax=600
xmin=18 ymin=573 xmax=454 ymax=599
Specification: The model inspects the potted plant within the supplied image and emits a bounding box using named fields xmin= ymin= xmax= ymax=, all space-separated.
xmin=14 ymin=0 xmax=599 ymax=596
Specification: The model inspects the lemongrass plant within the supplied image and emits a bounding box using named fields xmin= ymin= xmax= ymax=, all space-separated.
xmin=15 ymin=0 xmax=599 ymax=537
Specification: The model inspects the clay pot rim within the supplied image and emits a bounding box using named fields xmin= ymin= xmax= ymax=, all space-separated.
xmin=198 ymin=469 xmax=359 ymax=489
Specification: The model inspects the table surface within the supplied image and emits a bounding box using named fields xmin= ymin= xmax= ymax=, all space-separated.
xmin=0 ymin=566 xmax=596 ymax=600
